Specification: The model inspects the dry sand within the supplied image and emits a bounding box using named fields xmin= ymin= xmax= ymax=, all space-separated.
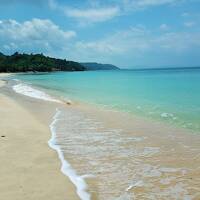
xmin=0 ymin=73 xmax=10 ymax=87
xmin=0 ymin=73 xmax=11 ymax=87
xmin=0 ymin=77 xmax=80 ymax=200
xmin=0 ymin=73 xmax=12 ymax=77
xmin=1 ymin=72 xmax=200 ymax=199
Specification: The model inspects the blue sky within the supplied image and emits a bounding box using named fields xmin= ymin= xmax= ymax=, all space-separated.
xmin=0 ymin=0 xmax=200 ymax=68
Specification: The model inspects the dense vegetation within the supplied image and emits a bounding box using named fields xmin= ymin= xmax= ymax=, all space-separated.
xmin=0 ymin=52 xmax=85 ymax=72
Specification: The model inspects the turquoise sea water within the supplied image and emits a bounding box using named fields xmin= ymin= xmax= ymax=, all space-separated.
xmin=14 ymin=68 xmax=200 ymax=132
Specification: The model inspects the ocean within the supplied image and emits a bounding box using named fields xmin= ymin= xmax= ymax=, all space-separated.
xmin=11 ymin=68 xmax=200 ymax=200
xmin=13 ymin=68 xmax=200 ymax=132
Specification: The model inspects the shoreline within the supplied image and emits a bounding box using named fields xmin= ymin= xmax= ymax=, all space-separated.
xmin=5 ymin=71 xmax=200 ymax=133
xmin=0 ymin=80 xmax=5 ymax=87
xmin=0 ymin=73 xmax=11 ymax=87
xmin=0 ymin=77 xmax=80 ymax=200
xmin=10 ymin=76 xmax=198 ymax=134
xmin=49 ymin=109 xmax=90 ymax=200
xmin=9 ymin=72 xmax=200 ymax=134
xmin=1 ymin=74 xmax=200 ymax=199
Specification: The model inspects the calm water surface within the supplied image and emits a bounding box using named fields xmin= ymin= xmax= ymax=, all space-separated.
xmin=15 ymin=68 xmax=200 ymax=132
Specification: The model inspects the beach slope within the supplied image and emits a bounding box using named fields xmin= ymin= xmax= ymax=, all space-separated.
xmin=0 ymin=91 xmax=79 ymax=200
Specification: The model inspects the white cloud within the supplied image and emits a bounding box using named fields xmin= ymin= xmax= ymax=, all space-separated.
xmin=0 ymin=0 xmax=47 ymax=5
xmin=69 ymin=25 xmax=200 ymax=63
xmin=86 ymin=0 xmax=183 ymax=10
xmin=0 ymin=18 xmax=76 ymax=54
xmin=75 ymin=26 xmax=150 ymax=55
xmin=48 ymin=0 xmax=120 ymax=25
xmin=48 ymin=0 xmax=57 ymax=10
xmin=64 ymin=7 xmax=120 ymax=24
xmin=155 ymin=32 xmax=200 ymax=51
xmin=48 ymin=0 xmax=188 ymax=26
xmin=107 ymin=0 xmax=183 ymax=11
xmin=184 ymin=21 xmax=196 ymax=27
xmin=135 ymin=0 xmax=179 ymax=6
xmin=181 ymin=12 xmax=190 ymax=17
xmin=160 ymin=23 xmax=170 ymax=31
xmin=1 ymin=17 xmax=199 ymax=66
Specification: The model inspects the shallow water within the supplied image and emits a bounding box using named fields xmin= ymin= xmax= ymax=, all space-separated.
xmin=51 ymin=106 xmax=200 ymax=200
xmin=11 ymin=69 xmax=200 ymax=199
xmin=14 ymin=68 xmax=200 ymax=132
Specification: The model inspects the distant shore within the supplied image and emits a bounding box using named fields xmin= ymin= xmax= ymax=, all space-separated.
xmin=0 ymin=74 xmax=80 ymax=200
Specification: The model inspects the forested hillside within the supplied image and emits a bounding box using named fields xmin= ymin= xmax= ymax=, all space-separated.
xmin=0 ymin=52 xmax=85 ymax=72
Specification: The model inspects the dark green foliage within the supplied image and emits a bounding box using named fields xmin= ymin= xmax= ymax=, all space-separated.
xmin=0 ymin=52 xmax=85 ymax=72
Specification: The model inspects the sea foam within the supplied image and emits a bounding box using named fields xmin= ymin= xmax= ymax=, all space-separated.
xmin=13 ymin=82 xmax=88 ymax=199
xmin=13 ymin=83 xmax=61 ymax=103
xmin=49 ymin=109 xmax=91 ymax=200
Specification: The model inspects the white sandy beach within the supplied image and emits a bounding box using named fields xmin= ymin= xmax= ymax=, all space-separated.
xmin=0 ymin=73 xmax=200 ymax=200
xmin=0 ymin=75 xmax=80 ymax=200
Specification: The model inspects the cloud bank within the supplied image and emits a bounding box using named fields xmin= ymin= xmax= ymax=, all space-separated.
xmin=0 ymin=18 xmax=76 ymax=54
xmin=1 ymin=17 xmax=200 ymax=66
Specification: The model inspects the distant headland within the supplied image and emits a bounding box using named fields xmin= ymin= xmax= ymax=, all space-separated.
xmin=81 ymin=62 xmax=119 ymax=71
xmin=0 ymin=52 xmax=119 ymax=73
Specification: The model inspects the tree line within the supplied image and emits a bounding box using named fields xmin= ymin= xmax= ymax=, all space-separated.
xmin=0 ymin=52 xmax=85 ymax=72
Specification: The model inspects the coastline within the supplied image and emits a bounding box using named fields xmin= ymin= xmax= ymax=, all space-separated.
xmin=0 ymin=73 xmax=11 ymax=87
xmin=0 ymin=80 xmax=5 ymax=87
xmin=1 ymin=73 xmax=200 ymax=199
xmin=0 ymin=76 xmax=80 ymax=200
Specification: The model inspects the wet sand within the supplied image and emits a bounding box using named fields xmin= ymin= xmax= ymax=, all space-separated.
xmin=0 ymin=80 xmax=5 ymax=87
xmin=1 ymin=74 xmax=200 ymax=200
xmin=54 ymin=102 xmax=200 ymax=199
xmin=0 ymin=77 xmax=80 ymax=200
